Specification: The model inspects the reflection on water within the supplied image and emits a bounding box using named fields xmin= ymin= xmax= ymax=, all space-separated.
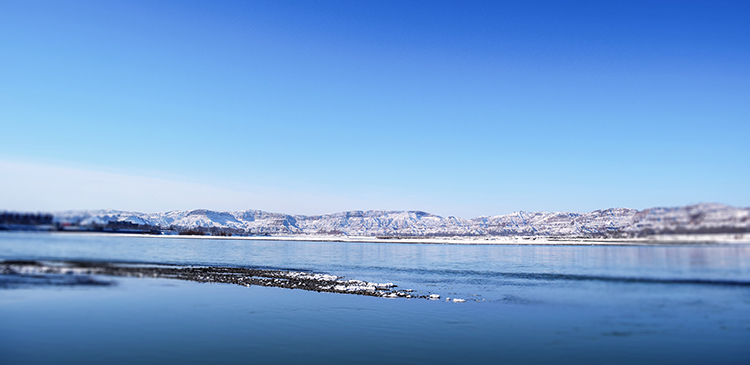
xmin=0 ymin=272 xmax=114 ymax=288
xmin=1 ymin=232 xmax=749 ymax=279
xmin=1 ymin=232 xmax=749 ymax=364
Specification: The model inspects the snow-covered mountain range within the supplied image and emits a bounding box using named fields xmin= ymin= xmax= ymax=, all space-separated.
xmin=53 ymin=203 xmax=750 ymax=237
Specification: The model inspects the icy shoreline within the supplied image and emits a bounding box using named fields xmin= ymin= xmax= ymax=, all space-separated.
xmin=27 ymin=231 xmax=750 ymax=245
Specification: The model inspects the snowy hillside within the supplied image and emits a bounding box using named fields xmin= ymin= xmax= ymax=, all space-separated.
xmin=52 ymin=203 xmax=750 ymax=237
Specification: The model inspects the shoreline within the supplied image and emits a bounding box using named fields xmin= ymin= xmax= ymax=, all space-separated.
xmin=8 ymin=230 xmax=750 ymax=246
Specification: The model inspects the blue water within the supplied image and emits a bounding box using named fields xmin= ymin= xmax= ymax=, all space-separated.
xmin=2 ymin=232 xmax=750 ymax=364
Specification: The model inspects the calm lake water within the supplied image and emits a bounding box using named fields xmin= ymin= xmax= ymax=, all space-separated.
xmin=2 ymin=232 xmax=750 ymax=364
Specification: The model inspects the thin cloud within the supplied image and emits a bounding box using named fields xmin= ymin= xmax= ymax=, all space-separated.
xmin=0 ymin=160 xmax=364 ymax=215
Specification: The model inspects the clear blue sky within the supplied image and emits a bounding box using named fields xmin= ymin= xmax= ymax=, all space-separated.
xmin=1 ymin=0 xmax=748 ymax=217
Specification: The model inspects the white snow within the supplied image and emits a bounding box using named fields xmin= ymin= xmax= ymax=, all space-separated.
xmin=52 ymin=204 xmax=750 ymax=240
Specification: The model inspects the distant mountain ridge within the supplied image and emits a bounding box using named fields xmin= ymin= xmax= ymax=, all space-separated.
xmin=52 ymin=203 xmax=750 ymax=237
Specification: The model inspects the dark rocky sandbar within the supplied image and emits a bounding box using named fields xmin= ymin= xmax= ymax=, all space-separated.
xmin=0 ymin=260 xmax=431 ymax=299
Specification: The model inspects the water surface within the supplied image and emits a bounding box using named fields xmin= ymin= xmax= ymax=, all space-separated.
xmin=1 ymin=232 xmax=749 ymax=364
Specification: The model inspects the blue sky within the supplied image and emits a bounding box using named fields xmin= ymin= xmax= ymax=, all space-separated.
xmin=1 ymin=0 xmax=748 ymax=217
